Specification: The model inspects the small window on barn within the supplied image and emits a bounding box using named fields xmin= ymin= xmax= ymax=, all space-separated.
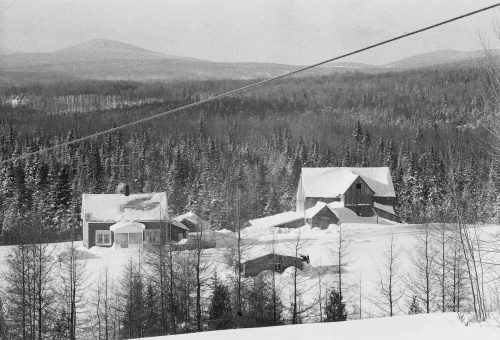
xmin=274 ymin=263 xmax=282 ymax=272
xmin=356 ymin=183 xmax=362 ymax=190
xmin=145 ymin=229 xmax=160 ymax=244
xmin=274 ymin=255 xmax=283 ymax=272
xmin=96 ymin=230 xmax=111 ymax=246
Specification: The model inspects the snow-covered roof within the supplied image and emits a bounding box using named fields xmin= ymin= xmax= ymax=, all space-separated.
xmin=300 ymin=167 xmax=395 ymax=197
xmin=305 ymin=201 xmax=365 ymax=223
xmin=174 ymin=211 xmax=210 ymax=231
xmin=82 ymin=192 xmax=168 ymax=222
xmin=243 ymin=252 xmax=307 ymax=264
xmin=249 ymin=211 xmax=304 ymax=228
xmin=374 ymin=202 xmax=396 ymax=215
xmin=110 ymin=221 xmax=145 ymax=233
xmin=170 ymin=220 xmax=190 ymax=231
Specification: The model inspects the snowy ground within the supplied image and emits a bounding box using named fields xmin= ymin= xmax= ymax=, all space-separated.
xmin=0 ymin=219 xmax=499 ymax=334
xmin=140 ymin=313 xmax=500 ymax=340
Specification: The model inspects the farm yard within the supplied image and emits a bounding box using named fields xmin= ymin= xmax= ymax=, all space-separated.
xmin=1 ymin=218 xmax=499 ymax=337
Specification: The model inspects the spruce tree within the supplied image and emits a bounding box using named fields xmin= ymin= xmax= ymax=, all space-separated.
xmin=324 ymin=288 xmax=347 ymax=322
xmin=208 ymin=278 xmax=232 ymax=330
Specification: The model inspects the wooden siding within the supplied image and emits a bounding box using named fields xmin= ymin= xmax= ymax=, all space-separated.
xmin=374 ymin=196 xmax=396 ymax=206
xmin=345 ymin=205 xmax=373 ymax=217
xmin=87 ymin=222 xmax=115 ymax=248
xmin=276 ymin=218 xmax=305 ymax=229
xmin=309 ymin=206 xmax=339 ymax=229
xmin=344 ymin=177 xmax=374 ymax=207
xmin=85 ymin=221 xmax=186 ymax=248
xmin=167 ymin=222 xmax=187 ymax=242
xmin=244 ymin=254 xmax=304 ymax=277
xmin=373 ymin=207 xmax=400 ymax=222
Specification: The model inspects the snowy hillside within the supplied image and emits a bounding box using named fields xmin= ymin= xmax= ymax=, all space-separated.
xmin=0 ymin=220 xmax=499 ymax=337
xmin=140 ymin=313 xmax=499 ymax=340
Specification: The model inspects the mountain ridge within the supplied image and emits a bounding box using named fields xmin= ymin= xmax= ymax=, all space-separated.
xmin=1 ymin=39 xmax=497 ymax=82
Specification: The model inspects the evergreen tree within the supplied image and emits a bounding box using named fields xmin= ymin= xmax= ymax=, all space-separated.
xmin=353 ymin=120 xmax=363 ymax=142
xmin=324 ymin=288 xmax=347 ymax=322
xmin=244 ymin=276 xmax=283 ymax=327
xmin=264 ymin=184 xmax=281 ymax=217
xmin=408 ymin=295 xmax=423 ymax=315
xmin=208 ymin=278 xmax=232 ymax=330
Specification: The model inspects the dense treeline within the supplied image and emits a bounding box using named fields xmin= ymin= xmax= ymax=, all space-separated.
xmin=0 ymin=66 xmax=498 ymax=244
xmin=0 ymin=66 xmax=499 ymax=338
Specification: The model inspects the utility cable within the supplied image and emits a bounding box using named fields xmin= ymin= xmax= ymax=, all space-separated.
xmin=0 ymin=0 xmax=23 ymax=15
xmin=2 ymin=2 xmax=500 ymax=165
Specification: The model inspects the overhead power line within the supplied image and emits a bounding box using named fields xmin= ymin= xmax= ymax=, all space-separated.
xmin=0 ymin=0 xmax=23 ymax=15
xmin=2 ymin=2 xmax=500 ymax=165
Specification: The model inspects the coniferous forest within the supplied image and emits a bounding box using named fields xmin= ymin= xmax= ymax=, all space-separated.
xmin=1 ymin=64 xmax=500 ymax=339
xmin=1 ymin=67 xmax=497 ymax=244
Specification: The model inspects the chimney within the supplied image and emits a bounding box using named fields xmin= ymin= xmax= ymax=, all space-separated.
xmin=124 ymin=184 xmax=130 ymax=196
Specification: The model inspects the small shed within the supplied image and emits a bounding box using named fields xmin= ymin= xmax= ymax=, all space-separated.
xmin=305 ymin=202 xmax=340 ymax=229
xmin=167 ymin=221 xmax=189 ymax=242
xmin=243 ymin=253 xmax=309 ymax=277
xmin=174 ymin=211 xmax=210 ymax=232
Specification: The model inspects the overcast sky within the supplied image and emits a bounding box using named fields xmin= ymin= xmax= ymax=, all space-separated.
xmin=1 ymin=0 xmax=500 ymax=65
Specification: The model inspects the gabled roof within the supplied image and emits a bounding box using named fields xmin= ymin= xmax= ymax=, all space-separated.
xmin=305 ymin=201 xmax=363 ymax=223
xmin=300 ymin=167 xmax=395 ymax=198
xmin=249 ymin=211 xmax=304 ymax=229
xmin=169 ymin=220 xmax=190 ymax=231
xmin=82 ymin=192 xmax=168 ymax=222
xmin=174 ymin=211 xmax=210 ymax=231
xmin=243 ymin=252 xmax=307 ymax=264
xmin=110 ymin=221 xmax=145 ymax=233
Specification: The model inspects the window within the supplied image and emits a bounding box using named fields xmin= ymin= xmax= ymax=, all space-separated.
xmin=96 ymin=230 xmax=111 ymax=246
xmin=129 ymin=233 xmax=142 ymax=244
xmin=274 ymin=255 xmax=283 ymax=272
xmin=145 ymin=229 xmax=160 ymax=244
xmin=356 ymin=183 xmax=362 ymax=190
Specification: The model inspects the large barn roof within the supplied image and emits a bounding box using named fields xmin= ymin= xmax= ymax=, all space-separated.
xmin=300 ymin=167 xmax=395 ymax=198
xmin=82 ymin=192 xmax=168 ymax=222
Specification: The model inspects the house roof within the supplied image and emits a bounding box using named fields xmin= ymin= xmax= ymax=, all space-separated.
xmin=300 ymin=167 xmax=395 ymax=198
xmin=81 ymin=192 xmax=168 ymax=222
xmin=243 ymin=252 xmax=306 ymax=264
xmin=249 ymin=211 xmax=304 ymax=228
xmin=174 ymin=211 xmax=210 ymax=231
xmin=169 ymin=220 xmax=190 ymax=231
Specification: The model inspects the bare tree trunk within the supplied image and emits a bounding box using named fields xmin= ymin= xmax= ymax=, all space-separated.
xmin=236 ymin=187 xmax=242 ymax=328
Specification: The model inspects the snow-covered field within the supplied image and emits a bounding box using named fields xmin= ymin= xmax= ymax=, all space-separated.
xmin=0 ymin=219 xmax=499 ymax=337
xmin=141 ymin=312 xmax=500 ymax=340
